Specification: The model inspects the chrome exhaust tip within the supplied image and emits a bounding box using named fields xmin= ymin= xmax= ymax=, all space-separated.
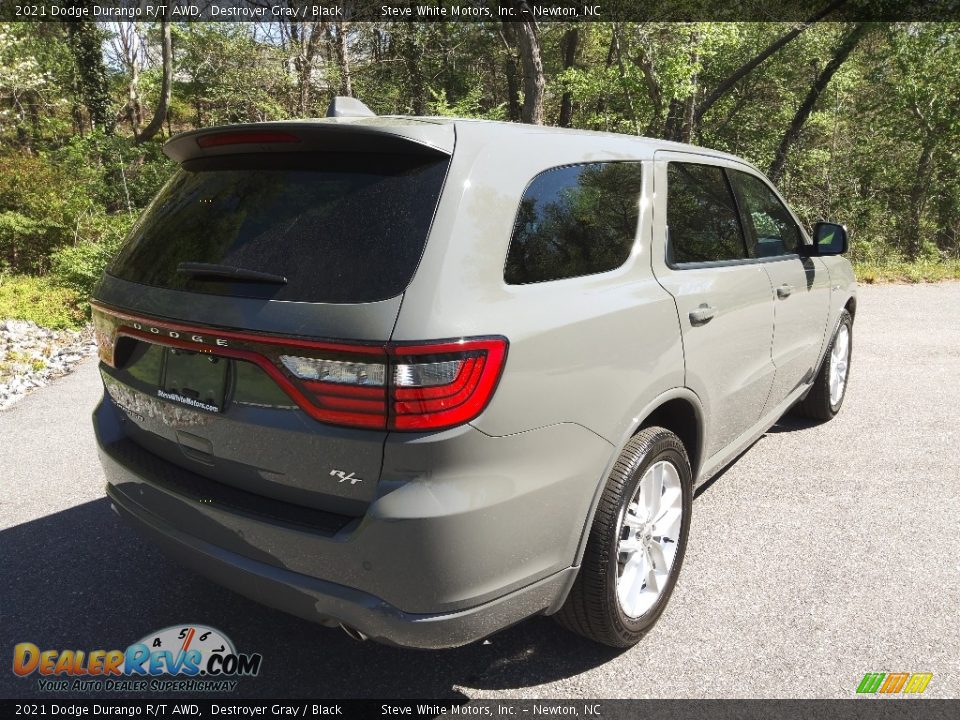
xmin=339 ymin=623 xmax=368 ymax=641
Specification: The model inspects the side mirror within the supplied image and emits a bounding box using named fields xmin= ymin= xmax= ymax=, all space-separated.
xmin=808 ymin=222 xmax=848 ymax=256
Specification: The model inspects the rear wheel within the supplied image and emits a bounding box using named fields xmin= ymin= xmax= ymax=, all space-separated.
xmin=799 ymin=309 xmax=852 ymax=421
xmin=555 ymin=427 xmax=692 ymax=647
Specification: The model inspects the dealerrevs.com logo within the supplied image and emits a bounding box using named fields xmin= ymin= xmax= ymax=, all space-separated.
xmin=12 ymin=625 xmax=262 ymax=693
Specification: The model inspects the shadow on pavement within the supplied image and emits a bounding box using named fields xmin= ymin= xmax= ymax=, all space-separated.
xmin=694 ymin=411 xmax=821 ymax=499
xmin=765 ymin=414 xmax=823 ymax=434
xmin=1 ymin=498 xmax=623 ymax=699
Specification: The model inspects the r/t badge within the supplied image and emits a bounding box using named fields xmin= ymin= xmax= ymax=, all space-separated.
xmin=330 ymin=469 xmax=362 ymax=485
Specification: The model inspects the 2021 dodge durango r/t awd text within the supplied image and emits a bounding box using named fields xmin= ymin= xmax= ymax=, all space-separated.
xmin=92 ymin=99 xmax=856 ymax=649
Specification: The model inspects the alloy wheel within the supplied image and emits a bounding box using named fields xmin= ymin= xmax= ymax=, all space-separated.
xmin=829 ymin=323 xmax=850 ymax=407
xmin=616 ymin=460 xmax=684 ymax=619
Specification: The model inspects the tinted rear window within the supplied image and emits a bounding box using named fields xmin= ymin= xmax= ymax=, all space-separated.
xmin=109 ymin=153 xmax=449 ymax=303
xmin=504 ymin=162 xmax=643 ymax=285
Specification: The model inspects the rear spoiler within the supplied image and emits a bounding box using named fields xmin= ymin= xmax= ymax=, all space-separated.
xmin=164 ymin=118 xmax=455 ymax=163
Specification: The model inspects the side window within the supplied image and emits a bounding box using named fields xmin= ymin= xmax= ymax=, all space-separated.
xmin=728 ymin=170 xmax=803 ymax=257
xmin=504 ymin=162 xmax=642 ymax=285
xmin=667 ymin=163 xmax=747 ymax=264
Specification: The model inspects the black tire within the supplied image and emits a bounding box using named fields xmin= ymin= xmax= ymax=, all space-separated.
xmin=554 ymin=426 xmax=693 ymax=648
xmin=798 ymin=309 xmax=853 ymax=421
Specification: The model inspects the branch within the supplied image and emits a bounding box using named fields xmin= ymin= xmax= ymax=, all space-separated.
xmin=768 ymin=23 xmax=869 ymax=183
xmin=695 ymin=0 xmax=850 ymax=128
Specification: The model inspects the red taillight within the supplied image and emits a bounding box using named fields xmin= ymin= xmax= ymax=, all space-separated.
xmin=389 ymin=339 xmax=507 ymax=430
xmin=91 ymin=304 xmax=507 ymax=432
xmin=278 ymin=348 xmax=388 ymax=429
xmin=276 ymin=338 xmax=508 ymax=431
xmin=196 ymin=131 xmax=300 ymax=149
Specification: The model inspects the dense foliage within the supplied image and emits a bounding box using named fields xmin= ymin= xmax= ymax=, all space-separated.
xmin=0 ymin=19 xmax=958 ymax=325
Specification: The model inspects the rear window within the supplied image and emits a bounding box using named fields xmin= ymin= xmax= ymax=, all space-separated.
xmin=108 ymin=152 xmax=449 ymax=303
xmin=504 ymin=162 xmax=643 ymax=285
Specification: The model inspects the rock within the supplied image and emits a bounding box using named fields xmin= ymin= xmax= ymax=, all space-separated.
xmin=0 ymin=318 xmax=96 ymax=410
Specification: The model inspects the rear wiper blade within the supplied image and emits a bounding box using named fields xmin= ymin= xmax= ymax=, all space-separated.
xmin=176 ymin=262 xmax=288 ymax=285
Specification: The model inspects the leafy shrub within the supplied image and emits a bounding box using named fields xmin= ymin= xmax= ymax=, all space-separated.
xmin=0 ymin=210 xmax=66 ymax=274
xmin=50 ymin=214 xmax=131 ymax=297
xmin=50 ymin=132 xmax=174 ymax=212
xmin=0 ymin=130 xmax=171 ymax=284
xmin=854 ymin=258 xmax=960 ymax=284
xmin=0 ymin=153 xmax=76 ymax=273
xmin=0 ymin=274 xmax=86 ymax=329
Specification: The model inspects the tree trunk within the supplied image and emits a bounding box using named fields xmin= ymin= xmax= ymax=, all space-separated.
xmin=280 ymin=21 xmax=322 ymax=117
xmin=558 ymin=26 xmax=579 ymax=128
xmin=286 ymin=22 xmax=308 ymax=115
xmin=516 ymin=22 xmax=545 ymax=124
xmin=332 ymin=22 xmax=353 ymax=97
xmin=115 ymin=23 xmax=144 ymax=135
xmin=401 ymin=24 xmax=426 ymax=115
xmin=612 ymin=25 xmax=640 ymax=134
xmin=662 ymin=29 xmax=701 ymax=142
xmin=594 ymin=28 xmax=617 ymax=125
xmin=135 ymin=19 xmax=172 ymax=144
xmin=505 ymin=8 xmax=545 ymax=125
xmin=636 ymin=42 xmax=664 ymax=136
xmin=933 ymin=162 xmax=959 ymax=255
xmin=768 ymin=23 xmax=869 ymax=184
xmin=66 ymin=22 xmax=114 ymax=134
xmin=296 ymin=59 xmax=311 ymax=116
xmin=500 ymin=24 xmax=522 ymax=122
xmin=125 ymin=61 xmax=142 ymax=136
xmin=904 ymin=139 xmax=936 ymax=260
xmin=504 ymin=51 xmax=522 ymax=122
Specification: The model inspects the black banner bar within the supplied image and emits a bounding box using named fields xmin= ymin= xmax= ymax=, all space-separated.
xmin=2 ymin=0 xmax=960 ymax=23
xmin=2 ymin=699 xmax=960 ymax=720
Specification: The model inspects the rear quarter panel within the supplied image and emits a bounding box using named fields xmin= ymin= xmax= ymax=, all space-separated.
xmin=392 ymin=126 xmax=684 ymax=444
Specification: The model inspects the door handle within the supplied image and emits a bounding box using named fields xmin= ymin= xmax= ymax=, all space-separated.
xmin=689 ymin=304 xmax=718 ymax=326
xmin=776 ymin=283 xmax=794 ymax=299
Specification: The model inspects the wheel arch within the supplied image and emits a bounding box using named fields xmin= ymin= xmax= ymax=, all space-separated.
xmin=549 ymin=387 xmax=705 ymax=615
xmin=844 ymin=295 xmax=857 ymax=319
xmin=635 ymin=397 xmax=703 ymax=482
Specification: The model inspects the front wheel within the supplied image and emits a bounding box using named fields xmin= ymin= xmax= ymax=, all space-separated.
xmin=799 ymin=309 xmax=853 ymax=421
xmin=554 ymin=427 xmax=692 ymax=648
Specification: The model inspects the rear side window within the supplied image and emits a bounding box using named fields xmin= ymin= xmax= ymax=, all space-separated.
xmin=727 ymin=170 xmax=803 ymax=257
xmin=109 ymin=153 xmax=449 ymax=304
xmin=504 ymin=162 xmax=642 ymax=285
xmin=667 ymin=163 xmax=747 ymax=264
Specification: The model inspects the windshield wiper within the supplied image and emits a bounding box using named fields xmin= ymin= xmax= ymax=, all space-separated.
xmin=176 ymin=262 xmax=288 ymax=285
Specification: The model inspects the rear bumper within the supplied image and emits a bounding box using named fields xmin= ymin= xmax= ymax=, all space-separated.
xmin=95 ymin=394 xmax=611 ymax=648
xmin=106 ymin=481 xmax=576 ymax=649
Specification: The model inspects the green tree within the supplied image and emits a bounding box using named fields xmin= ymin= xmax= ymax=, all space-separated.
xmin=885 ymin=24 xmax=960 ymax=259
xmin=66 ymin=21 xmax=114 ymax=134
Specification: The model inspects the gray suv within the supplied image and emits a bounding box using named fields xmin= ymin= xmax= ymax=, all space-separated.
xmin=92 ymin=99 xmax=856 ymax=649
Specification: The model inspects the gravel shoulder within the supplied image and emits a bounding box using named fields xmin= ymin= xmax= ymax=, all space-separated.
xmin=1 ymin=282 xmax=958 ymax=699
xmin=0 ymin=319 xmax=95 ymax=410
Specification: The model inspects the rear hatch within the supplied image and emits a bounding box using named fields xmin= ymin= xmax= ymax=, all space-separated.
xmin=93 ymin=119 xmax=454 ymax=516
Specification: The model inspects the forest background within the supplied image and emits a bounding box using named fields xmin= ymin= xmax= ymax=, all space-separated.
xmin=1 ymin=10 xmax=958 ymax=327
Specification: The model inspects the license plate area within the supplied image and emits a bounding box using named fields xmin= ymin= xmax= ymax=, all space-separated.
xmin=160 ymin=347 xmax=229 ymax=413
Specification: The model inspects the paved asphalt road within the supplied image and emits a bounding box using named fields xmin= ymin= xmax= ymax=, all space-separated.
xmin=1 ymin=282 xmax=958 ymax=700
